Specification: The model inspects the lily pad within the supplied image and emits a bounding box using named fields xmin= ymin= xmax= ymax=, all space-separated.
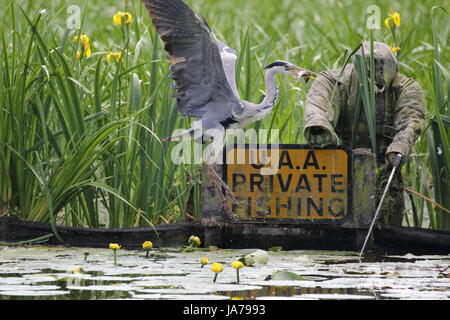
xmin=244 ymin=250 xmax=269 ymax=266
xmin=270 ymin=271 xmax=307 ymax=281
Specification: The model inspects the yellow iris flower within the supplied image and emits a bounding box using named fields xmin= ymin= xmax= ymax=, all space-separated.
xmin=113 ymin=11 xmax=133 ymax=25
xmin=385 ymin=9 xmax=401 ymax=30
xmin=384 ymin=17 xmax=392 ymax=30
xmin=73 ymin=34 xmax=92 ymax=57
xmin=106 ymin=52 xmax=123 ymax=64
xmin=392 ymin=12 xmax=401 ymax=26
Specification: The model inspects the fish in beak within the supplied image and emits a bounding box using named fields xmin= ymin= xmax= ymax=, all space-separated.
xmin=294 ymin=68 xmax=316 ymax=84
xmin=285 ymin=64 xmax=316 ymax=83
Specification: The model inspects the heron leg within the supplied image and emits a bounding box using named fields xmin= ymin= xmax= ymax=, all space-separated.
xmin=206 ymin=164 xmax=238 ymax=221
xmin=163 ymin=127 xmax=195 ymax=142
xmin=203 ymin=125 xmax=238 ymax=220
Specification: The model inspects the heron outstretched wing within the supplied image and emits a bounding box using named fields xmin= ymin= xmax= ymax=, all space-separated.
xmin=216 ymin=40 xmax=239 ymax=98
xmin=142 ymin=0 xmax=242 ymax=120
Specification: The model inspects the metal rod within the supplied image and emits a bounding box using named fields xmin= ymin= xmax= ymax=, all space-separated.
xmin=359 ymin=154 xmax=402 ymax=260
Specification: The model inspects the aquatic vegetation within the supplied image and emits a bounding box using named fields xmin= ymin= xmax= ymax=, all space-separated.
xmin=0 ymin=247 xmax=448 ymax=300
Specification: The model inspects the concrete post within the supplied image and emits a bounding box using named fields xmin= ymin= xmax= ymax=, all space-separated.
xmin=201 ymin=164 xmax=227 ymax=226
xmin=345 ymin=148 xmax=377 ymax=249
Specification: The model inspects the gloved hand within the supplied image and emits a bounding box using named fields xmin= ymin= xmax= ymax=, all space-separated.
xmin=386 ymin=152 xmax=403 ymax=168
xmin=306 ymin=126 xmax=336 ymax=147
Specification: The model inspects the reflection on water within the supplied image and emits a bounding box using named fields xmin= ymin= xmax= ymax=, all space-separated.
xmin=217 ymin=285 xmax=375 ymax=300
xmin=4 ymin=289 xmax=133 ymax=301
xmin=0 ymin=270 xmax=133 ymax=300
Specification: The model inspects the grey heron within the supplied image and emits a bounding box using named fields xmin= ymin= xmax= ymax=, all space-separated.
xmin=142 ymin=0 xmax=313 ymax=218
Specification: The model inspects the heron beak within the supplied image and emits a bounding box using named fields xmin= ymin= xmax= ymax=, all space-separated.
xmin=293 ymin=67 xmax=316 ymax=84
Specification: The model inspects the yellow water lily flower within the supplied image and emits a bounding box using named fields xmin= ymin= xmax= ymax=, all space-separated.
xmin=211 ymin=262 xmax=224 ymax=273
xmin=109 ymin=243 xmax=121 ymax=265
xmin=232 ymin=261 xmax=244 ymax=283
xmin=211 ymin=262 xmax=224 ymax=282
xmin=201 ymin=257 xmax=209 ymax=268
xmin=109 ymin=243 xmax=121 ymax=250
xmin=113 ymin=11 xmax=133 ymax=25
xmin=142 ymin=241 xmax=153 ymax=250
xmin=188 ymin=235 xmax=201 ymax=247
xmin=142 ymin=241 xmax=153 ymax=258
xmin=106 ymin=52 xmax=123 ymax=64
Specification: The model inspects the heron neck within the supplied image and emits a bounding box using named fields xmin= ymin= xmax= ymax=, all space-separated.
xmin=259 ymin=69 xmax=279 ymax=109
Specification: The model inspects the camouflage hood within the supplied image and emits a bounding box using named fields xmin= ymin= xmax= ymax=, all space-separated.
xmin=354 ymin=41 xmax=399 ymax=92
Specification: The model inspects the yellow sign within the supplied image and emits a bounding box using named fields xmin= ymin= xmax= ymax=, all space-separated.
xmin=224 ymin=145 xmax=351 ymax=222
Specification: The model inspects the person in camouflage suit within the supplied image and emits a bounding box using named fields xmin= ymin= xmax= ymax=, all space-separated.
xmin=303 ymin=41 xmax=426 ymax=226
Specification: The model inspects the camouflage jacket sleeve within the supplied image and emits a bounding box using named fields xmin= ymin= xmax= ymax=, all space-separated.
xmin=303 ymin=71 xmax=341 ymax=145
xmin=386 ymin=74 xmax=426 ymax=159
